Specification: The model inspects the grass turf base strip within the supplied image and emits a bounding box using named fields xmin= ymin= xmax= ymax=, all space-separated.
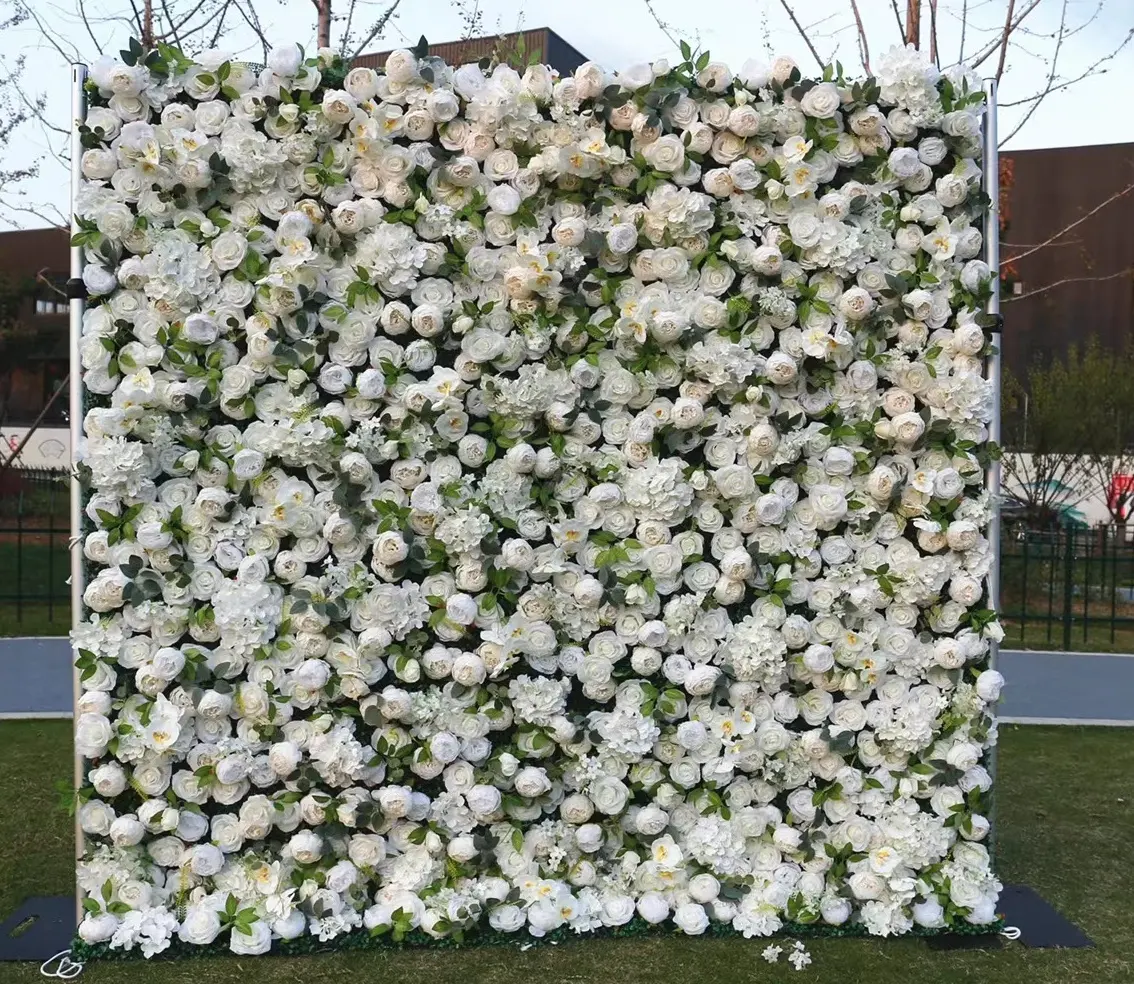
xmin=71 ymin=913 xmax=1004 ymax=963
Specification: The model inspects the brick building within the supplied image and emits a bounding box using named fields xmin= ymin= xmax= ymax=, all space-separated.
xmin=1000 ymin=141 xmax=1134 ymax=376
xmin=0 ymin=227 xmax=70 ymax=469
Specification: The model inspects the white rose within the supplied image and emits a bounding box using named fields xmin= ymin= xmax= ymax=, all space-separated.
xmin=289 ymin=829 xmax=323 ymax=864
xmin=467 ymin=784 xmax=503 ymax=817
xmin=975 ymin=670 xmax=1004 ymax=702
xmin=268 ymin=44 xmax=303 ymax=77
xmin=79 ymin=913 xmax=120 ymax=944
xmin=229 ymin=920 xmax=272 ymax=955
xmin=821 ymin=896 xmax=852 ymax=925
xmin=514 ymin=767 xmax=552 ymax=799
xmin=838 ymin=286 xmax=874 ymax=321
xmin=211 ymin=231 xmax=247 ymax=271
xmin=76 ymin=713 xmax=113 ymax=757
xmin=589 ymin=776 xmax=630 ymax=815
xmin=800 ymin=82 xmax=841 ymax=118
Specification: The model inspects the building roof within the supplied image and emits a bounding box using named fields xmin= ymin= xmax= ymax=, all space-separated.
xmin=354 ymin=27 xmax=590 ymax=76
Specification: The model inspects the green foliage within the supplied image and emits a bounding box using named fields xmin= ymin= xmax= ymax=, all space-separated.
xmin=1003 ymin=337 xmax=1134 ymax=457
xmin=1002 ymin=337 xmax=1134 ymax=525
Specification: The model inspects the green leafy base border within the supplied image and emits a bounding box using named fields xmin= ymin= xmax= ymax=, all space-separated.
xmin=72 ymin=914 xmax=1004 ymax=962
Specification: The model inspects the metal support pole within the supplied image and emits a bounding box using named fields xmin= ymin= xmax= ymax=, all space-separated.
xmin=69 ymin=61 xmax=88 ymax=928
xmin=981 ymin=78 xmax=1002 ymax=861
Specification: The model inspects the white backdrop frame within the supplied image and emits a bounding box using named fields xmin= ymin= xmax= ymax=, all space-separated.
xmin=980 ymin=77 xmax=1002 ymax=854
xmin=69 ymin=59 xmax=90 ymax=926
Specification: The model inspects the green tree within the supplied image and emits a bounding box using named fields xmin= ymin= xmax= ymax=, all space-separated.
xmin=1001 ymin=339 xmax=1133 ymax=527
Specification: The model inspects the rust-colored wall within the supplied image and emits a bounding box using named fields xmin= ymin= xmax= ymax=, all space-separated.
xmin=1001 ymin=142 xmax=1134 ymax=376
xmin=0 ymin=227 xmax=69 ymax=426
xmin=0 ymin=227 xmax=68 ymax=281
xmin=0 ymin=226 xmax=69 ymax=349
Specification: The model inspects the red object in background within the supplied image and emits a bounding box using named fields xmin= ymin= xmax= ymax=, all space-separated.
xmin=1108 ymin=475 xmax=1134 ymax=519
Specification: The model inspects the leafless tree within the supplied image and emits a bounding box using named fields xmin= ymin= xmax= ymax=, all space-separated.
xmin=0 ymin=6 xmax=51 ymax=227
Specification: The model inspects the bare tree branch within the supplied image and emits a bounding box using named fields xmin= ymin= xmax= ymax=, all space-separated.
xmin=350 ymin=0 xmax=403 ymax=59
xmin=1000 ymin=24 xmax=1134 ymax=115
xmin=994 ymin=0 xmax=1017 ymax=82
xmin=642 ymin=0 xmax=683 ymax=49
xmin=1010 ymin=268 xmax=1134 ymax=304
xmin=927 ymin=0 xmax=939 ymax=65
xmin=0 ymin=199 xmax=67 ymax=230
xmin=340 ymin=0 xmax=360 ymax=53
xmin=454 ymin=0 xmax=484 ymax=41
xmin=11 ymin=3 xmax=84 ymax=63
xmin=159 ymin=0 xmax=184 ymax=44
xmin=231 ymin=0 xmax=269 ymax=60
xmin=1005 ymin=181 xmax=1134 ymax=266
xmin=207 ymin=0 xmax=233 ymax=46
xmin=168 ymin=0 xmax=232 ymax=45
xmin=958 ymin=0 xmax=968 ymax=63
xmin=889 ymin=0 xmax=905 ymax=42
xmin=848 ymin=0 xmax=871 ymax=72
xmin=997 ymin=0 xmax=1070 ymax=144
xmin=36 ymin=269 xmax=67 ymax=297
xmin=969 ymin=0 xmax=1043 ymax=69
xmin=776 ymin=0 xmax=826 ymax=71
xmin=81 ymin=0 xmax=114 ymax=51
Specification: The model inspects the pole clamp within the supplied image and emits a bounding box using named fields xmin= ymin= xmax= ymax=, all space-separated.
xmin=65 ymin=278 xmax=87 ymax=300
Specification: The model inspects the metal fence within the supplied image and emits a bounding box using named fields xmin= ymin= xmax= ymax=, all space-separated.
xmin=0 ymin=467 xmax=71 ymax=629
xmin=1000 ymin=522 xmax=1134 ymax=650
xmin=0 ymin=467 xmax=1132 ymax=650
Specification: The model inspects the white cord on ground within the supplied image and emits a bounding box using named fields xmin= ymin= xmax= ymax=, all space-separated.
xmin=1001 ymin=926 xmax=1022 ymax=941
xmin=39 ymin=949 xmax=83 ymax=979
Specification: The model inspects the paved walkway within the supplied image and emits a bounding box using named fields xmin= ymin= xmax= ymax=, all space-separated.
xmin=0 ymin=639 xmax=1131 ymax=723
xmin=996 ymin=650 xmax=1134 ymax=725
xmin=0 ymin=638 xmax=74 ymax=718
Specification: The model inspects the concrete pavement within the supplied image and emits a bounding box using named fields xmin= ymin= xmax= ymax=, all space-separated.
xmin=0 ymin=638 xmax=1131 ymax=723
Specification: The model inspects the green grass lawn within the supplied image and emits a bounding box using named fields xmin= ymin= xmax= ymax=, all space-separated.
xmin=0 ymin=722 xmax=1131 ymax=983
xmin=0 ymin=539 xmax=71 ymax=636
xmin=1000 ymin=620 xmax=1134 ymax=654
xmin=0 ymin=603 xmax=71 ymax=637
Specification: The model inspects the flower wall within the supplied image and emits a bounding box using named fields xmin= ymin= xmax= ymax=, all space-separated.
xmin=72 ymin=37 xmax=1005 ymax=958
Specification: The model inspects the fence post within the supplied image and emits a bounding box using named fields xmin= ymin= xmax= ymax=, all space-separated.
xmin=1062 ymin=528 xmax=1075 ymax=651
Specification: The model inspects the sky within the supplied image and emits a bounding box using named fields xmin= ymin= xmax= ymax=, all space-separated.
xmin=2 ymin=0 xmax=1133 ymax=228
